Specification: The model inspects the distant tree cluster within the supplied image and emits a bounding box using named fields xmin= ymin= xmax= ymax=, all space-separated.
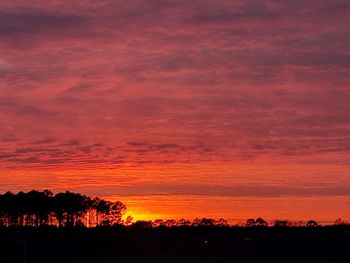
xmin=128 ymin=217 xmax=339 ymax=229
xmin=129 ymin=218 xmax=228 ymax=229
xmin=136 ymin=218 xmax=229 ymax=228
xmin=244 ymin=218 xmax=327 ymax=228
xmin=245 ymin=217 xmax=268 ymax=227
xmin=0 ymin=190 xmax=126 ymax=227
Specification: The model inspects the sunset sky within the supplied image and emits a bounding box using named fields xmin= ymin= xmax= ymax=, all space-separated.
xmin=1 ymin=0 xmax=350 ymax=223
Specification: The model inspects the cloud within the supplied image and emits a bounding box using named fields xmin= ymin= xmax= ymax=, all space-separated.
xmin=64 ymin=139 xmax=80 ymax=147
xmin=0 ymin=0 xmax=350 ymax=207
xmin=32 ymin=137 xmax=55 ymax=145
xmin=127 ymin=141 xmax=148 ymax=147
xmin=1 ymin=133 xmax=19 ymax=142
xmin=0 ymin=153 xmax=17 ymax=159
xmin=0 ymin=8 xmax=88 ymax=37
xmin=79 ymin=183 xmax=350 ymax=197
xmin=0 ymin=58 xmax=11 ymax=74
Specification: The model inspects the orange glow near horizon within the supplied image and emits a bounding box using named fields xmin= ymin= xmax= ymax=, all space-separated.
xmin=2 ymin=160 xmax=350 ymax=223
xmin=113 ymin=195 xmax=350 ymax=225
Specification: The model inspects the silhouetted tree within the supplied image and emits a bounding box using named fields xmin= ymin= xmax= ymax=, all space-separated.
xmin=255 ymin=217 xmax=268 ymax=227
xmin=55 ymin=192 xmax=93 ymax=227
xmin=123 ymin=215 xmax=133 ymax=226
xmin=110 ymin=201 xmax=126 ymax=225
xmin=192 ymin=218 xmax=215 ymax=227
xmin=152 ymin=219 xmax=166 ymax=227
xmin=0 ymin=191 xmax=18 ymax=226
xmin=245 ymin=218 xmax=256 ymax=227
xmin=0 ymin=190 xmax=125 ymax=228
xmin=273 ymin=220 xmax=289 ymax=227
xmin=334 ymin=218 xmax=347 ymax=226
xmin=92 ymin=199 xmax=126 ymax=226
xmin=164 ymin=219 xmax=177 ymax=227
xmin=215 ymin=218 xmax=229 ymax=227
xmin=306 ymin=220 xmax=318 ymax=227
xmin=131 ymin=220 xmax=153 ymax=229
xmin=24 ymin=190 xmax=53 ymax=226
xmin=93 ymin=197 xmax=111 ymax=225
xmin=245 ymin=218 xmax=267 ymax=227
xmin=176 ymin=218 xmax=192 ymax=226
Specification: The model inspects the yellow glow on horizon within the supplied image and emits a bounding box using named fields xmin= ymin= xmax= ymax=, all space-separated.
xmin=109 ymin=194 xmax=350 ymax=225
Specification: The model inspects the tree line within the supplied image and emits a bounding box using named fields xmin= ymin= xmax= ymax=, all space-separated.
xmin=0 ymin=190 xmax=126 ymax=227
xmin=0 ymin=190 xmax=348 ymax=228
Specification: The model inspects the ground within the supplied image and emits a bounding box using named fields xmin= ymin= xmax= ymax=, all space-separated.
xmin=32 ymin=256 xmax=347 ymax=263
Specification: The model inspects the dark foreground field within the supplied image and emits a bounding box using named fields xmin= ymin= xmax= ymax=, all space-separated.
xmin=1 ymin=225 xmax=349 ymax=263
xmin=33 ymin=256 xmax=349 ymax=263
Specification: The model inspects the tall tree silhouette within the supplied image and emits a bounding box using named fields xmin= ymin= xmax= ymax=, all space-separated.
xmin=53 ymin=191 xmax=90 ymax=227
xmin=0 ymin=190 xmax=126 ymax=228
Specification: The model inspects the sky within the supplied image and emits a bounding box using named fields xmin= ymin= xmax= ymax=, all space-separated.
xmin=1 ymin=0 xmax=350 ymax=223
